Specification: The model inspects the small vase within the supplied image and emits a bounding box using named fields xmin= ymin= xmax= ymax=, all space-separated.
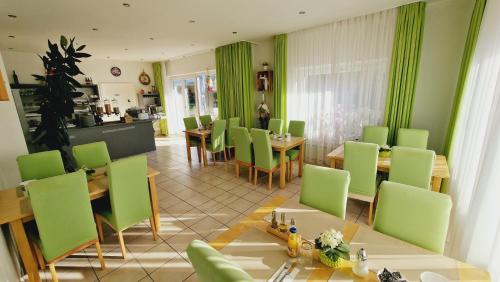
xmin=379 ymin=151 xmax=391 ymax=158
xmin=318 ymin=252 xmax=345 ymax=268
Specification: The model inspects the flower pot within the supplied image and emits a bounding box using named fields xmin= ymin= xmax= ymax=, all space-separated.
xmin=318 ymin=252 xmax=346 ymax=268
xmin=379 ymin=151 xmax=391 ymax=158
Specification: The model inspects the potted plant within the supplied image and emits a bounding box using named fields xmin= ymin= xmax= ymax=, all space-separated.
xmin=32 ymin=36 xmax=91 ymax=170
xmin=379 ymin=144 xmax=392 ymax=158
xmin=314 ymin=229 xmax=351 ymax=268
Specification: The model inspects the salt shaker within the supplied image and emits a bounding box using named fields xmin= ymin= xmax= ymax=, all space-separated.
xmin=352 ymin=248 xmax=369 ymax=277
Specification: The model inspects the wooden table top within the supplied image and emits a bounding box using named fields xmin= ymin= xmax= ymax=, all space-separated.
xmin=184 ymin=129 xmax=212 ymax=137
xmin=214 ymin=195 xmax=489 ymax=281
xmin=271 ymin=136 xmax=305 ymax=151
xmin=0 ymin=166 xmax=160 ymax=225
xmin=327 ymin=144 xmax=450 ymax=179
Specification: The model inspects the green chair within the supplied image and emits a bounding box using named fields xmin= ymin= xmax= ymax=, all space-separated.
xmin=343 ymin=141 xmax=379 ymax=225
xmin=268 ymin=118 xmax=283 ymax=134
xmin=300 ymin=164 xmax=350 ymax=219
xmin=396 ymin=128 xmax=429 ymax=149
xmin=183 ymin=116 xmax=202 ymax=163
xmin=16 ymin=150 xmax=65 ymax=181
xmin=27 ymin=170 xmax=105 ymax=281
xmin=199 ymin=115 xmax=213 ymax=128
xmin=373 ymin=181 xmax=452 ymax=253
xmin=286 ymin=120 xmax=306 ymax=179
xmin=251 ymin=128 xmax=289 ymax=190
xmin=362 ymin=126 xmax=388 ymax=146
xmin=187 ymin=240 xmax=253 ymax=282
xmin=233 ymin=127 xmax=254 ymax=182
xmin=72 ymin=141 xmax=111 ymax=169
xmin=225 ymin=117 xmax=240 ymax=159
xmin=95 ymin=155 xmax=156 ymax=259
xmin=389 ymin=146 xmax=435 ymax=190
xmin=206 ymin=120 xmax=227 ymax=165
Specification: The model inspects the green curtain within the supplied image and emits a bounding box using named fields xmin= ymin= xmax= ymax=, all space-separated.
xmin=443 ymin=0 xmax=487 ymax=157
xmin=215 ymin=41 xmax=254 ymax=129
xmin=152 ymin=62 xmax=168 ymax=135
xmin=384 ymin=2 xmax=426 ymax=145
xmin=273 ymin=34 xmax=288 ymax=132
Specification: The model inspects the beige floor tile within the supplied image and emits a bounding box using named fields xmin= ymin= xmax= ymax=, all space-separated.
xmin=226 ymin=197 xmax=254 ymax=213
xmin=190 ymin=216 xmax=227 ymax=238
xmin=164 ymin=201 xmax=194 ymax=216
xmin=165 ymin=229 xmax=204 ymax=255
xmin=176 ymin=208 xmax=208 ymax=227
xmin=214 ymin=192 xmax=239 ymax=205
xmin=148 ymin=254 xmax=194 ymax=282
xmin=210 ymin=206 xmax=241 ymax=225
xmin=243 ymin=190 xmax=269 ymax=203
xmin=99 ymin=259 xmax=149 ymax=282
xmin=197 ymin=198 xmax=225 ymax=213
xmin=134 ymin=243 xmax=178 ymax=274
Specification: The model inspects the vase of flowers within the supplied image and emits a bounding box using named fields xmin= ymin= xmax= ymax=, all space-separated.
xmin=379 ymin=145 xmax=392 ymax=158
xmin=314 ymin=229 xmax=350 ymax=268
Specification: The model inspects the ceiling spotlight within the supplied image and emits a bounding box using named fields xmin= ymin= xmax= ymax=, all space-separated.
xmin=298 ymin=11 xmax=306 ymax=15
xmin=8 ymin=47 xmax=14 ymax=50
xmin=106 ymin=56 xmax=110 ymax=59
xmin=232 ymin=31 xmax=238 ymax=35
xmin=188 ymin=19 xmax=196 ymax=23
xmin=7 ymin=14 xmax=17 ymax=18
xmin=122 ymin=3 xmax=130 ymax=7
xmin=8 ymin=35 xmax=15 ymax=38
xmin=190 ymin=43 xmax=195 ymax=46
xmin=124 ymin=48 xmax=128 ymax=51
xmin=149 ymin=37 xmax=154 ymax=40
xmin=92 ymin=28 xmax=99 ymax=31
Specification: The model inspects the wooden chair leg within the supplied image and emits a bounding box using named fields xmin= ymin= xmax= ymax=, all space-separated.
xmin=197 ymin=146 xmax=202 ymax=163
xmin=289 ymin=160 xmax=293 ymax=181
xmin=368 ymin=202 xmax=374 ymax=226
xmin=33 ymin=242 xmax=45 ymax=270
xmin=117 ymin=231 xmax=127 ymax=259
xmin=95 ymin=241 xmax=106 ymax=269
xmin=268 ymin=172 xmax=273 ymax=191
xmin=248 ymin=166 xmax=253 ymax=183
xmin=228 ymin=148 xmax=232 ymax=159
xmin=95 ymin=215 xmax=104 ymax=242
xmin=149 ymin=217 xmax=158 ymax=241
xmin=212 ymin=152 xmax=216 ymax=166
xmin=49 ymin=263 xmax=58 ymax=282
xmin=223 ymin=149 xmax=227 ymax=162
xmin=235 ymin=161 xmax=240 ymax=178
xmin=254 ymin=168 xmax=258 ymax=185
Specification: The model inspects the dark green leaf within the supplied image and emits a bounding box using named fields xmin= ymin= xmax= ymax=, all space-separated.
xmin=76 ymin=44 xmax=86 ymax=51
xmin=73 ymin=52 xmax=91 ymax=58
xmin=60 ymin=36 xmax=68 ymax=48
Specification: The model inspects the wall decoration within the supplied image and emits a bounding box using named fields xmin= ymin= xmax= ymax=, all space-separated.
xmin=0 ymin=70 xmax=9 ymax=101
xmin=139 ymin=70 xmax=151 ymax=85
xmin=110 ymin=66 xmax=122 ymax=77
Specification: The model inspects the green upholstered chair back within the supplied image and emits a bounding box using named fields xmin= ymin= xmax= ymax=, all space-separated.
xmin=183 ymin=116 xmax=199 ymax=130
xmin=362 ymin=126 xmax=389 ymax=146
xmin=389 ymin=146 xmax=435 ymax=190
xmin=343 ymin=141 xmax=379 ymax=198
xmin=251 ymin=128 xmax=275 ymax=170
xmin=232 ymin=127 xmax=253 ymax=164
xmin=199 ymin=115 xmax=213 ymax=127
xmin=396 ymin=128 xmax=429 ymax=149
xmin=210 ymin=120 xmax=226 ymax=152
xmin=268 ymin=118 xmax=283 ymax=134
xmin=107 ymin=155 xmax=152 ymax=231
xmin=17 ymin=150 xmax=65 ymax=181
xmin=226 ymin=117 xmax=240 ymax=147
xmin=374 ymin=181 xmax=452 ymax=253
xmin=288 ymin=120 xmax=305 ymax=137
xmin=300 ymin=164 xmax=350 ymax=219
xmin=27 ymin=170 xmax=97 ymax=261
xmin=187 ymin=240 xmax=253 ymax=282
xmin=72 ymin=141 xmax=111 ymax=169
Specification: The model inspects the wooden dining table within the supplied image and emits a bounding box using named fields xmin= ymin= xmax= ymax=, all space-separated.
xmin=271 ymin=136 xmax=305 ymax=189
xmin=209 ymin=195 xmax=490 ymax=281
xmin=327 ymin=144 xmax=450 ymax=192
xmin=184 ymin=128 xmax=211 ymax=166
xmin=0 ymin=166 xmax=160 ymax=282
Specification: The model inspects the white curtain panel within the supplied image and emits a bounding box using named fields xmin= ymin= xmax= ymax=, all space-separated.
xmin=446 ymin=0 xmax=500 ymax=279
xmin=287 ymin=9 xmax=396 ymax=164
xmin=165 ymin=77 xmax=189 ymax=135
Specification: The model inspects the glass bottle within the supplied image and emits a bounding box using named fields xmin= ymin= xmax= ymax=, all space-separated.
xmin=278 ymin=213 xmax=288 ymax=233
xmin=112 ymin=98 xmax=120 ymax=115
xmin=287 ymin=225 xmax=300 ymax=258
xmin=96 ymin=100 xmax=104 ymax=116
xmin=104 ymin=99 xmax=112 ymax=116
xmin=352 ymin=248 xmax=369 ymax=277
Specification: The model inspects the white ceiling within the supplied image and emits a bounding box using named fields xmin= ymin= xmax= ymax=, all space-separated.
xmin=0 ymin=0 xmax=421 ymax=62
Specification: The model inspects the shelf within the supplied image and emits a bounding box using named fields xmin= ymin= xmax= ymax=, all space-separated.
xmin=141 ymin=93 xmax=160 ymax=98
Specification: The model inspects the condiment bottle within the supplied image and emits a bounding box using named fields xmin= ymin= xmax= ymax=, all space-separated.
xmin=287 ymin=223 xmax=300 ymax=258
xmin=352 ymin=248 xmax=369 ymax=277
xmin=271 ymin=210 xmax=278 ymax=229
xmin=279 ymin=213 xmax=288 ymax=233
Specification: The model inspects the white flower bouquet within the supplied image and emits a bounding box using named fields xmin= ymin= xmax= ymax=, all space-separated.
xmin=314 ymin=229 xmax=351 ymax=267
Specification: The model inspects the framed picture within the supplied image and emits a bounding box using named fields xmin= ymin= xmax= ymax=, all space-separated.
xmin=0 ymin=70 xmax=9 ymax=101
xmin=110 ymin=66 xmax=122 ymax=77
xmin=139 ymin=71 xmax=151 ymax=85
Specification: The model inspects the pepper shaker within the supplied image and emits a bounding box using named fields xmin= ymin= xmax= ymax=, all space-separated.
xmin=352 ymin=248 xmax=369 ymax=277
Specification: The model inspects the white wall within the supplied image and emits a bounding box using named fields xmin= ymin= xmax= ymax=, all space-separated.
xmin=412 ymin=0 xmax=474 ymax=153
xmin=166 ymin=50 xmax=216 ymax=77
xmin=0 ymin=51 xmax=26 ymax=282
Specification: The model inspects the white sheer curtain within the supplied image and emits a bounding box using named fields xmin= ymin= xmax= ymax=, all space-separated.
xmin=446 ymin=0 xmax=500 ymax=279
xmin=287 ymin=9 xmax=396 ymax=164
xmin=165 ymin=76 xmax=189 ymax=135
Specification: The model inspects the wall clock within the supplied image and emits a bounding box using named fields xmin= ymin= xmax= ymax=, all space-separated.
xmin=139 ymin=71 xmax=151 ymax=85
xmin=110 ymin=66 xmax=121 ymax=77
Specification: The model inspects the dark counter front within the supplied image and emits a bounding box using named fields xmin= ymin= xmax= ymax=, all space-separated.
xmin=66 ymin=120 xmax=156 ymax=161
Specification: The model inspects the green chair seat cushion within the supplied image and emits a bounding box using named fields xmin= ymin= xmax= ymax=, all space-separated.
xmin=187 ymin=240 xmax=253 ymax=282
xmin=270 ymin=152 xmax=290 ymax=168
xmin=286 ymin=149 xmax=300 ymax=160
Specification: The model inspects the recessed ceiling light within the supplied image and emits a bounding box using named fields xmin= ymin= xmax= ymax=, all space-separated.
xmin=149 ymin=37 xmax=154 ymax=40
xmin=122 ymin=3 xmax=130 ymax=7
xmin=8 ymin=35 xmax=15 ymax=38
xmin=106 ymin=56 xmax=110 ymax=59
xmin=232 ymin=31 xmax=238 ymax=35
xmin=124 ymin=48 xmax=128 ymax=51
xmin=92 ymin=28 xmax=99 ymax=31
xmin=190 ymin=43 xmax=195 ymax=46
xmin=188 ymin=19 xmax=196 ymax=23
xmin=8 ymin=47 xmax=14 ymax=50
xmin=7 ymin=14 xmax=17 ymax=18
xmin=299 ymin=11 xmax=306 ymax=15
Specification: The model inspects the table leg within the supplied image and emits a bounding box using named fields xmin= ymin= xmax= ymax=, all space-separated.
xmin=10 ymin=219 xmax=40 ymax=282
xmin=298 ymin=142 xmax=305 ymax=177
xmin=148 ymin=176 xmax=160 ymax=233
xmin=432 ymin=177 xmax=443 ymax=192
xmin=279 ymin=149 xmax=286 ymax=189
xmin=330 ymin=159 xmax=336 ymax=168
xmin=185 ymin=132 xmax=192 ymax=162
xmin=201 ymin=135 xmax=208 ymax=167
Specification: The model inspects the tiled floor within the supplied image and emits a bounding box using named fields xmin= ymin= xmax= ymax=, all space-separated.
xmin=36 ymin=135 xmax=371 ymax=282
